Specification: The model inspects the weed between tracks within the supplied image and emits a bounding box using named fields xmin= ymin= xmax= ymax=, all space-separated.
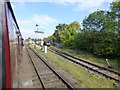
xmin=29 ymin=44 xmax=116 ymax=88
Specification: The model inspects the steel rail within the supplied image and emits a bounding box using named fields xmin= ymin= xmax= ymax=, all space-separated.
xmin=52 ymin=48 xmax=120 ymax=76
xmin=49 ymin=47 xmax=120 ymax=82
xmin=27 ymin=45 xmax=74 ymax=89
xmin=26 ymin=46 xmax=46 ymax=89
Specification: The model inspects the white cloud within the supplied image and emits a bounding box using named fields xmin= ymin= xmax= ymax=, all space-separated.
xmin=18 ymin=20 xmax=32 ymax=25
xmin=20 ymin=28 xmax=46 ymax=39
xmin=74 ymin=0 xmax=105 ymax=11
xmin=11 ymin=2 xmax=27 ymax=10
xmin=18 ymin=15 xmax=58 ymax=39
xmin=20 ymin=28 xmax=53 ymax=39
xmin=20 ymin=28 xmax=35 ymax=39
xmin=48 ymin=0 xmax=115 ymax=11
xmin=31 ymin=15 xmax=58 ymax=26
xmin=10 ymin=0 xmax=115 ymax=2
xmin=10 ymin=0 xmax=114 ymax=2
xmin=10 ymin=0 xmax=115 ymax=11
xmin=52 ymin=0 xmax=115 ymax=11
xmin=18 ymin=14 xmax=58 ymax=27
xmin=18 ymin=2 xmax=26 ymax=8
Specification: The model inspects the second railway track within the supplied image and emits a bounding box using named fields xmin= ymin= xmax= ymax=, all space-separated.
xmin=26 ymin=45 xmax=74 ymax=89
xmin=49 ymin=47 xmax=120 ymax=82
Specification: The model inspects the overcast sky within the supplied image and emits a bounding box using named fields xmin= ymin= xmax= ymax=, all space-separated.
xmin=11 ymin=0 xmax=115 ymax=39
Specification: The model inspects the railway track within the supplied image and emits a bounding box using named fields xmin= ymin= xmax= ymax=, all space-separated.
xmin=48 ymin=47 xmax=120 ymax=82
xmin=26 ymin=45 xmax=74 ymax=89
xmin=18 ymin=46 xmax=42 ymax=88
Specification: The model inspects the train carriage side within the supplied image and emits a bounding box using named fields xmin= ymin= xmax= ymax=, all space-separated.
xmin=0 ymin=1 xmax=23 ymax=88
xmin=0 ymin=1 xmax=3 ymax=89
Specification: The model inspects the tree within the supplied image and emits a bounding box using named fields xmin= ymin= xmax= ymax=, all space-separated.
xmin=81 ymin=1 xmax=119 ymax=57
xmin=110 ymin=1 xmax=120 ymax=57
xmin=44 ymin=1 xmax=119 ymax=58
xmin=53 ymin=24 xmax=68 ymax=43
xmin=28 ymin=37 xmax=31 ymax=40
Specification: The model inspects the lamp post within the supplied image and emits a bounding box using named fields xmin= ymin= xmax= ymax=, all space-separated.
xmin=34 ymin=24 xmax=44 ymax=49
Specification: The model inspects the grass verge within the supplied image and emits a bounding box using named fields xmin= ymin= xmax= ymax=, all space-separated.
xmin=52 ymin=46 xmax=119 ymax=72
xmin=29 ymin=44 xmax=117 ymax=88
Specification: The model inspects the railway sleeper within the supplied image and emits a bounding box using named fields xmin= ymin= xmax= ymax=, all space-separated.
xmin=50 ymin=48 xmax=120 ymax=82
xmin=43 ymin=79 xmax=61 ymax=85
xmin=40 ymin=73 xmax=55 ymax=77
xmin=38 ymin=70 xmax=53 ymax=74
xmin=50 ymin=48 xmax=120 ymax=76
xmin=44 ymin=81 xmax=66 ymax=88
xmin=41 ymin=75 xmax=58 ymax=81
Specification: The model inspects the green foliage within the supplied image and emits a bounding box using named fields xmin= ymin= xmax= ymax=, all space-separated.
xmin=52 ymin=21 xmax=81 ymax=47
xmin=28 ymin=37 xmax=31 ymax=40
xmin=44 ymin=1 xmax=119 ymax=58
xmin=78 ymin=1 xmax=119 ymax=58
